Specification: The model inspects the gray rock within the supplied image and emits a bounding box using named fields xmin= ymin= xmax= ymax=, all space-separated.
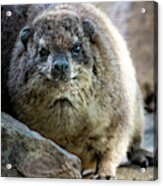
xmin=143 ymin=113 xmax=157 ymax=153
xmin=1 ymin=112 xmax=81 ymax=178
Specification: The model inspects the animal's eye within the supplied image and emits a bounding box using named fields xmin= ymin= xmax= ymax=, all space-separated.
xmin=72 ymin=43 xmax=81 ymax=57
xmin=39 ymin=48 xmax=50 ymax=58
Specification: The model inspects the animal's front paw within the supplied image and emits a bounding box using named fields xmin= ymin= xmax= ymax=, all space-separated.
xmin=93 ymin=162 xmax=117 ymax=180
xmin=81 ymin=169 xmax=117 ymax=180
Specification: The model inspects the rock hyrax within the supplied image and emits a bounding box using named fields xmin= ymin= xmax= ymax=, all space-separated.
xmin=8 ymin=3 xmax=146 ymax=178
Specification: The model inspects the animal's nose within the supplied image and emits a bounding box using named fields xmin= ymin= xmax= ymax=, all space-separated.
xmin=53 ymin=60 xmax=69 ymax=73
xmin=52 ymin=53 xmax=69 ymax=77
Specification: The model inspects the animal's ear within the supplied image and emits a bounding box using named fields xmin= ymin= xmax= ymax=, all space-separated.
xmin=83 ymin=19 xmax=95 ymax=40
xmin=19 ymin=26 xmax=32 ymax=48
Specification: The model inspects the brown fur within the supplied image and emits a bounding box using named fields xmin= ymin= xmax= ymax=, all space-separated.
xmin=8 ymin=3 xmax=144 ymax=178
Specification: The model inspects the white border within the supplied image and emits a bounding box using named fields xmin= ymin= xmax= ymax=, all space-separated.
xmin=1 ymin=0 xmax=162 ymax=186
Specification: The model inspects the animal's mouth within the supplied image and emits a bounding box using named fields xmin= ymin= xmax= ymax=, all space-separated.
xmin=48 ymin=98 xmax=74 ymax=109
xmin=53 ymin=76 xmax=78 ymax=82
xmin=42 ymin=72 xmax=78 ymax=82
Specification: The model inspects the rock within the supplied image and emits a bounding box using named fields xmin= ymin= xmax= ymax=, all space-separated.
xmin=116 ymin=166 xmax=156 ymax=181
xmin=1 ymin=112 xmax=81 ymax=178
xmin=143 ymin=113 xmax=156 ymax=152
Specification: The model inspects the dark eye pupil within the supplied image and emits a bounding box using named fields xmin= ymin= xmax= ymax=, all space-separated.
xmin=72 ymin=44 xmax=81 ymax=57
xmin=39 ymin=48 xmax=49 ymax=57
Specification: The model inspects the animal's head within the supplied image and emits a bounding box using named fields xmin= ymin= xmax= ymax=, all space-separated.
xmin=18 ymin=5 xmax=98 ymax=87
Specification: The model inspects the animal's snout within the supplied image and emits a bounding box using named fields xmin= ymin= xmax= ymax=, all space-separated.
xmin=53 ymin=59 xmax=69 ymax=73
xmin=51 ymin=53 xmax=69 ymax=79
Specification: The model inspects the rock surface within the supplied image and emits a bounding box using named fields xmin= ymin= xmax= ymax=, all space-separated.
xmin=1 ymin=112 xmax=81 ymax=178
xmin=117 ymin=166 xmax=156 ymax=181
